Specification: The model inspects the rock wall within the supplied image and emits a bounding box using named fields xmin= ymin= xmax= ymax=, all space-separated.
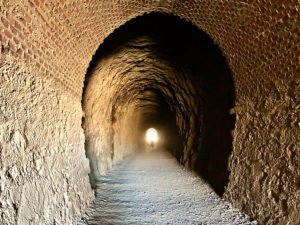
xmin=82 ymin=63 xmax=143 ymax=187
xmin=225 ymin=77 xmax=300 ymax=224
xmin=0 ymin=54 xmax=93 ymax=224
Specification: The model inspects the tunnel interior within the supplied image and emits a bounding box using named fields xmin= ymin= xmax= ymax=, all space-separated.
xmin=82 ymin=13 xmax=235 ymax=195
xmin=135 ymin=88 xmax=182 ymax=153
xmin=1 ymin=1 xmax=299 ymax=224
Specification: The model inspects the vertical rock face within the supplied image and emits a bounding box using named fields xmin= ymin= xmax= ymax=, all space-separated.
xmin=0 ymin=55 xmax=93 ymax=225
xmin=225 ymin=79 xmax=300 ymax=225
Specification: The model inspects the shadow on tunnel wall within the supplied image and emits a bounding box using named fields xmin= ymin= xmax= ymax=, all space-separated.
xmin=82 ymin=12 xmax=236 ymax=196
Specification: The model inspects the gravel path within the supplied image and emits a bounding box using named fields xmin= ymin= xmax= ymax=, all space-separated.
xmin=82 ymin=150 xmax=258 ymax=225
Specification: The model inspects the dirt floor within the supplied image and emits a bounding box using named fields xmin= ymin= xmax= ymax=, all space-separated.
xmin=81 ymin=150 xmax=258 ymax=225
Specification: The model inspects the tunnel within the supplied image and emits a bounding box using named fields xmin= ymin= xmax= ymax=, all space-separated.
xmin=0 ymin=1 xmax=299 ymax=225
xmin=82 ymin=13 xmax=235 ymax=196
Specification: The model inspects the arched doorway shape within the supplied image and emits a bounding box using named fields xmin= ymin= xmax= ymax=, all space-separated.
xmin=82 ymin=12 xmax=235 ymax=196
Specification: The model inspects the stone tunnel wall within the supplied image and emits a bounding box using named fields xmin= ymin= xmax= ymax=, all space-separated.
xmin=0 ymin=54 xmax=93 ymax=224
xmin=0 ymin=0 xmax=299 ymax=225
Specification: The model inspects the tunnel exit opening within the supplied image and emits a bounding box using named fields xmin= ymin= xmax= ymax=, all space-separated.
xmin=81 ymin=12 xmax=235 ymax=196
xmin=145 ymin=128 xmax=158 ymax=149
xmin=135 ymin=88 xmax=184 ymax=160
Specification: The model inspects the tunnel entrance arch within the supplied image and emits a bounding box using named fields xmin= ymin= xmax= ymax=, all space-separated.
xmin=82 ymin=12 xmax=235 ymax=195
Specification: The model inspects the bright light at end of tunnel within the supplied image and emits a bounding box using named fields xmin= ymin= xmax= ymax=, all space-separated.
xmin=146 ymin=128 xmax=158 ymax=143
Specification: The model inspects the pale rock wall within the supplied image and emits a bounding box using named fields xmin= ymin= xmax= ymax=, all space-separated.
xmin=0 ymin=54 xmax=93 ymax=225
xmin=82 ymin=58 xmax=143 ymax=186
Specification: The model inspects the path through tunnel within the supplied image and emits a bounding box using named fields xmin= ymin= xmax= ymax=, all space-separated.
xmin=81 ymin=12 xmax=239 ymax=223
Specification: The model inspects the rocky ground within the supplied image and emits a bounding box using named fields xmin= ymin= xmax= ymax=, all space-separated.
xmin=81 ymin=150 xmax=258 ymax=225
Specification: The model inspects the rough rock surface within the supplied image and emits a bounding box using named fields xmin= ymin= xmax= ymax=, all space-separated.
xmin=0 ymin=55 xmax=93 ymax=225
xmin=83 ymin=150 xmax=258 ymax=225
